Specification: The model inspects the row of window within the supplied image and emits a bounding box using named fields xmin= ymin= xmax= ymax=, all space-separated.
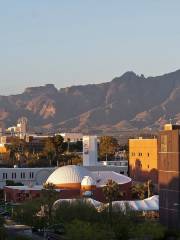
xmin=131 ymin=152 xmax=150 ymax=157
xmin=2 ymin=172 xmax=34 ymax=180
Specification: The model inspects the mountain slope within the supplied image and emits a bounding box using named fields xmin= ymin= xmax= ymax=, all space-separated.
xmin=1 ymin=70 xmax=180 ymax=133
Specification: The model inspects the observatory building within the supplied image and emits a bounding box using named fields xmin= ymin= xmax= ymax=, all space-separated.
xmin=46 ymin=165 xmax=132 ymax=202
xmin=5 ymin=165 xmax=132 ymax=203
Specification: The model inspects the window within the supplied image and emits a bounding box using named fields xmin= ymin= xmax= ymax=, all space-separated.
xmin=21 ymin=172 xmax=25 ymax=179
xmin=29 ymin=172 xmax=34 ymax=179
xmin=161 ymin=135 xmax=167 ymax=152
xmin=12 ymin=172 xmax=16 ymax=179
xmin=147 ymin=152 xmax=150 ymax=157
xmin=3 ymin=173 xmax=7 ymax=179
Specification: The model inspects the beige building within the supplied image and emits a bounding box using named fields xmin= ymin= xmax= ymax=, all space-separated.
xmin=129 ymin=137 xmax=158 ymax=183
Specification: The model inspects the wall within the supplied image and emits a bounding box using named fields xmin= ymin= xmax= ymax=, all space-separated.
xmin=0 ymin=168 xmax=55 ymax=188
xmin=129 ymin=138 xmax=158 ymax=183
xmin=158 ymin=129 xmax=180 ymax=229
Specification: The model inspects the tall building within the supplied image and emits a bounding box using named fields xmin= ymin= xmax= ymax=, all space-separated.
xmin=158 ymin=124 xmax=180 ymax=229
xmin=129 ymin=138 xmax=158 ymax=184
xmin=83 ymin=136 xmax=98 ymax=166
xmin=17 ymin=117 xmax=28 ymax=139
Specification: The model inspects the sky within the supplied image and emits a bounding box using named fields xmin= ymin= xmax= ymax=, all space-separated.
xmin=0 ymin=0 xmax=180 ymax=95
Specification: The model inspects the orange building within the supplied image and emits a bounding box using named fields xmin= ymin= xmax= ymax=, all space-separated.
xmin=0 ymin=145 xmax=8 ymax=154
xmin=129 ymin=138 xmax=158 ymax=183
xmin=0 ymin=144 xmax=9 ymax=164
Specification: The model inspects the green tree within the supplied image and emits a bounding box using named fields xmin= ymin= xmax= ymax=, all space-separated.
xmin=43 ymin=138 xmax=56 ymax=167
xmin=41 ymin=183 xmax=59 ymax=224
xmin=130 ymin=221 xmax=165 ymax=240
xmin=7 ymin=137 xmax=27 ymax=167
xmin=13 ymin=183 xmax=59 ymax=229
xmin=54 ymin=200 xmax=100 ymax=223
xmin=54 ymin=135 xmax=64 ymax=154
xmin=103 ymin=179 xmax=122 ymax=224
xmin=99 ymin=136 xmax=118 ymax=161
xmin=13 ymin=198 xmax=42 ymax=228
xmin=66 ymin=219 xmax=114 ymax=240
xmin=131 ymin=180 xmax=154 ymax=200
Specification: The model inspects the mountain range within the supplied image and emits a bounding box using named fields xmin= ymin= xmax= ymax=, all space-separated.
xmin=1 ymin=69 xmax=180 ymax=134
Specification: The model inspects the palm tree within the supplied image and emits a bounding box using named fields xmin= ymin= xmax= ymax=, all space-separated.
xmin=103 ymin=179 xmax=123 ymax=224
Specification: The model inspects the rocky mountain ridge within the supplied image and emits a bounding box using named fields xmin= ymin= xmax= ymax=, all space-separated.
xmin=1 ymin=70 xmax=180 ymax=133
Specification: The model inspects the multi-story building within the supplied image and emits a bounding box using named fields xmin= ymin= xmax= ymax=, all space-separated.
xmin=158 ymin=124 xmax=180 ymax=229
xmin=129 ymin=137 xmax=158 ymax=183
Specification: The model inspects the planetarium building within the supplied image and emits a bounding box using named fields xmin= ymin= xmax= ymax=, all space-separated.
xmin=5 ymin=165 xmax=132 ymax=203
xmin=46 ymin=165 xmax=132 ymax=202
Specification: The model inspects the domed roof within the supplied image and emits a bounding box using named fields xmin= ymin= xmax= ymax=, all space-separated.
xmin=81 ymin=176 xmax=96 ymax=186
xmin=46 ymin=165 xmax=92 ymax=185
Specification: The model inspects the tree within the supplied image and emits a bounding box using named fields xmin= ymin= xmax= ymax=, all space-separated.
xmin=43 ymin=138 xmax=56 ymax=167
xmin=54 ymin=135 xmax=64 ymax=154
xmin=54 ymin=200 xmax=100 ymax=223
xmin=66 ymin=220 xmax=114 ymax=240
xmin=99 ymin=136 xmax=118 ymax=161
xmin=41 ymin=183 xmax=59 ymax=225
xmin=131 ymin=180 xmax=154 ymax=200
xmin=130 ymin=221 xmax=165 ymax=240
xmin=13 ymin=198 xmax=42 ymax=228
xmin=103 ymin=179 xmax=122 ymax=224
xmin=7 ymin=137 xmax=27 ymax=167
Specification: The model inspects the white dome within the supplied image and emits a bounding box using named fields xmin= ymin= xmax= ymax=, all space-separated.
xmin=81 ymin=176 xmax=96 ymax=186
xmin=46 ymin=165 xmax=92 ymax=185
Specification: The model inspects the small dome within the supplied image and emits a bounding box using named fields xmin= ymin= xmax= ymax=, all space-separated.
xmin=81 ymin=176 xmax=96 ymax=191
xmin=81 ymin=176 xmax=96 ymax=186
xmin=46 ymin=165 xmax=92 ymax=189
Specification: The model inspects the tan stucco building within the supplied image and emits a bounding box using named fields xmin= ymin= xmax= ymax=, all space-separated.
xmin=129 ymin=138 xmax=158 ymax=183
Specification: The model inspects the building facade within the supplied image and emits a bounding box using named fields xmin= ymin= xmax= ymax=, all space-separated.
xmin=0 ymin=167 xmax=55 ymax=188
xmin=129 ymin=138 xmax=158 ymax=183
xmin=158 ymin=124 xmax=180 ymax=229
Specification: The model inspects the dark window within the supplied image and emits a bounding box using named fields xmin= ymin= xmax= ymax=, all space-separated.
xmin=29 ymin=172 xmax=34 ymax=179
xmin=21 ymin=172 xmax=25 ymax=179
xmin=12 ymin=172 xmax=16 ymax=179
xmin=3 ymin=173 xmax=7 ymax=179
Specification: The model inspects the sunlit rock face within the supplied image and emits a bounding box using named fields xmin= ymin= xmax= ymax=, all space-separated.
xmin=1 ymin=70 xmax=180 ymax=132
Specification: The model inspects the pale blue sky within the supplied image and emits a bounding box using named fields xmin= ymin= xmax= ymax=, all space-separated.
xmin=0 ymin=0 xmax=180 ymax=95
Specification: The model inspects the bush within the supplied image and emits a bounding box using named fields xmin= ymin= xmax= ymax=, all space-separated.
xmin=66 ymin=219 xmax=114 ymax=240
xmin=130 ymin=221 xmax=165 ymax=240
xmin=54 ymin=200 xmax=101 ymax=223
